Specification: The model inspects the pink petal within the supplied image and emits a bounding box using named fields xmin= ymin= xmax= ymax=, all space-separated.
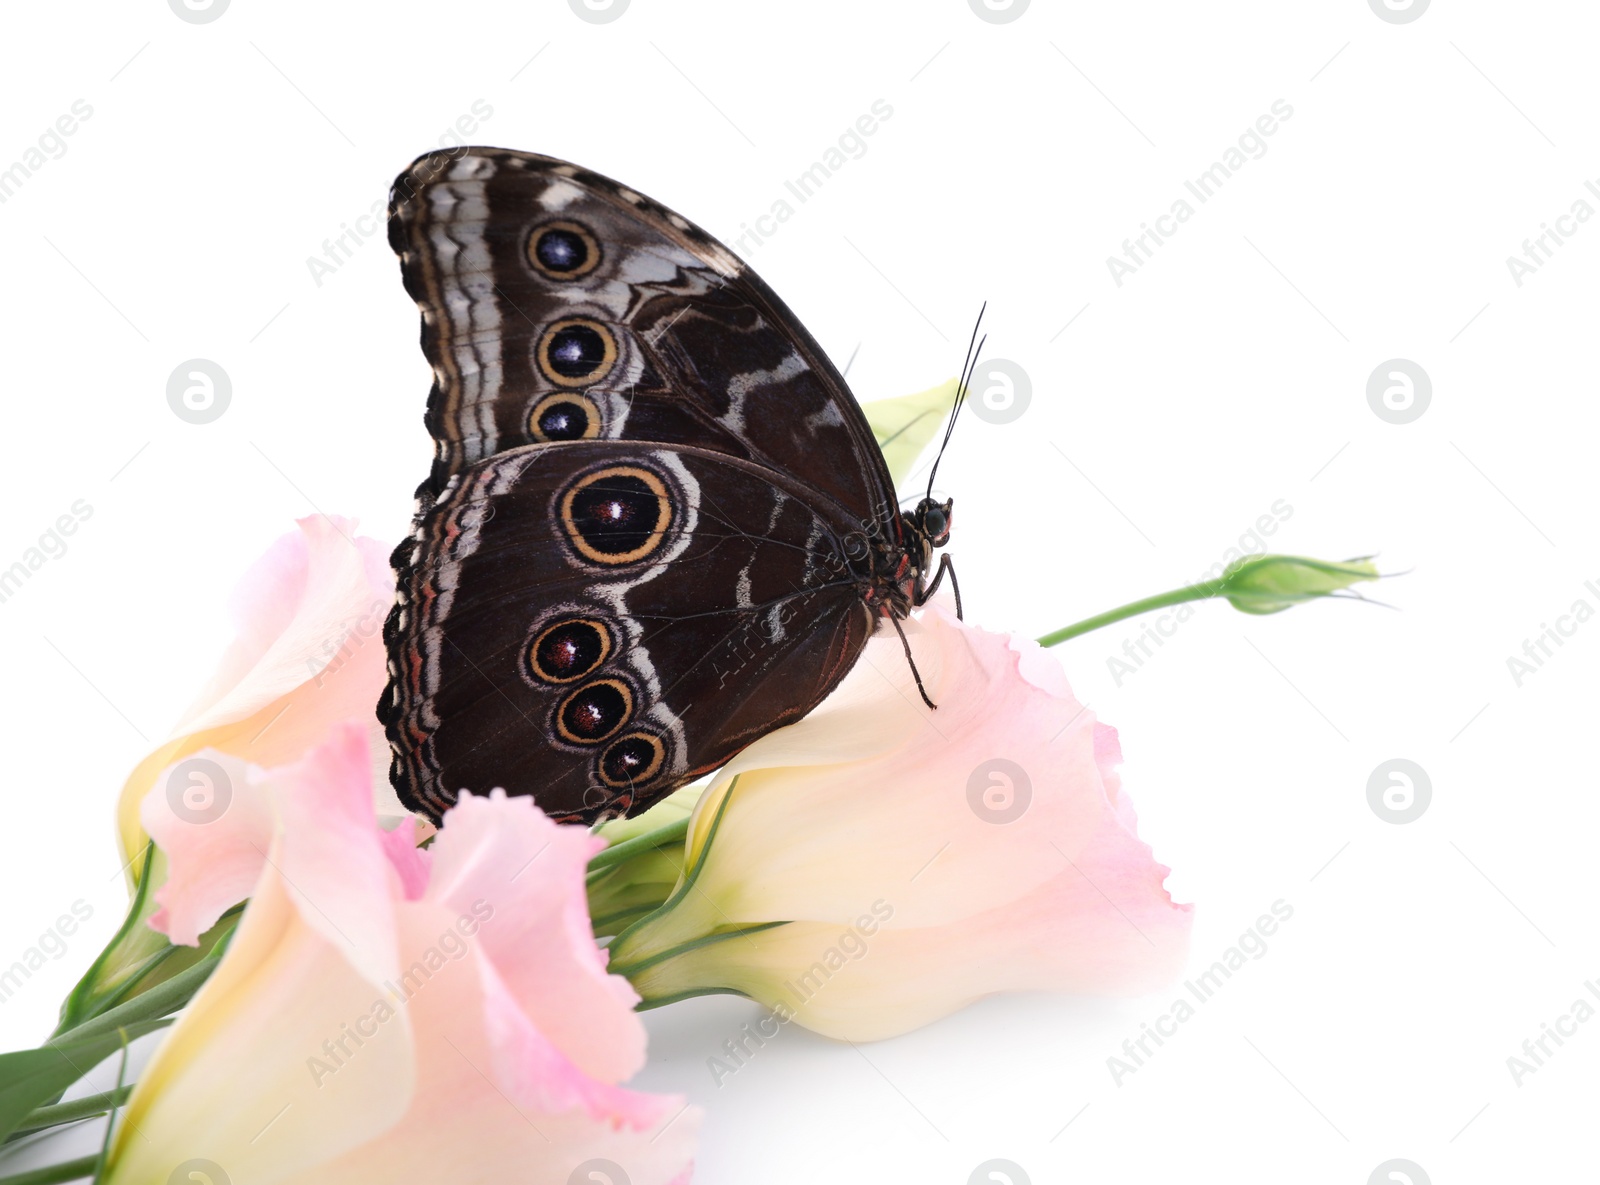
xmin=116 ymin=722 xmax=696 ymax=1185
xmin=1000 ymin=798 xmax=1192 ymax=995
xmin=112 ymin=861 xmax=418 ymax=1183
xmin=667 ymin=794 xmax=1191 ymax=1042
xmin=141 ymin=750 xmax=273 ymax=945
xmin=694 ymin=605 xmax=1107 ymax=930
xmin=424 ymin=791 xmax=646 ymax=1084
xmin=265 ymin=723 xmax=405 ymax=987
xmin=379 ymin=817 xmax=432 ymax=902
xmin=118 ymin=516 xmax=394 ymax=869
xmin=175 ymin=516 xmax=391 ymax=739
xmin=474 ymin=949 xmax=675 ymax=1129
xmin=288 ymin=902 xmax=697 ymax=1185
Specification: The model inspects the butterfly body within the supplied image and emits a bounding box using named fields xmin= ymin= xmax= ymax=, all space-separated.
xmin=380 ymin=148 xmax=956 ymax=825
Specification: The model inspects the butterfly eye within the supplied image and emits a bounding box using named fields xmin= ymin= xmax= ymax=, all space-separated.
xmin=527 ymin=617 xmax=612 ymax=684
xmin=555 ymin=678 xmax=633 ymax=745
xmin=529 ymin=393 xmax=601 ymax=442
xmin=599 ymin=732 xmax=666 ymax=787
xmin=538 ymin=318 xmax=618 ymax=387
xmin=527 ymin=220 xmax=601 ymax=279
xmin=912 ymin=497 xmax=952 ymax=546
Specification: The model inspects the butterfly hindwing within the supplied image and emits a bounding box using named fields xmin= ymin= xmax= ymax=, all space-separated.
xmin=381 ymin=439 xmax=874 ymax=822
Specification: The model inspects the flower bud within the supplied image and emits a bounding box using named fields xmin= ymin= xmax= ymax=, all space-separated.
xmin=1218 ymin=554 xmax=1379 ymax=615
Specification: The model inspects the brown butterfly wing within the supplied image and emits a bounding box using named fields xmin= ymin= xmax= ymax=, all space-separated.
xmin=382 ymin=148 xmax=906 ymax=823
xmin=388 ymin=147 xmax=897 ymax=528
xmin=381 ymin=440 xmax=874 ymax=822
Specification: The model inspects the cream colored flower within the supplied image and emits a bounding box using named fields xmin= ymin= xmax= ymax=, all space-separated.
xmin=608 ymin=605 xmax=1191 ymax=1041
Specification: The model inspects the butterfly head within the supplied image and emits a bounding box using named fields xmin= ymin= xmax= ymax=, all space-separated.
xmin=910 ymin=496 xmax=954 ymax=550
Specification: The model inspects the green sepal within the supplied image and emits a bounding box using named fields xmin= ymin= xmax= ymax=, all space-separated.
xmin=56 ymin=845 xmax=241 ymax=1038
xmin=605 ymin=777 xmax=790 ymax=1000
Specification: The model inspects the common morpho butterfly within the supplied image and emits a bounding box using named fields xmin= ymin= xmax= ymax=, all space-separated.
xmin=379 ymin=147 xmax=980 ymax=827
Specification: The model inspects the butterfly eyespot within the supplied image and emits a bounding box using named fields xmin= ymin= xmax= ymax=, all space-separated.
xmin=558 ymin=465 xmax=674 ymax=565
xmin=526 ymin=220 xmax=601 ymax=279
xmin=599 ymin=732 xmax=665 ymax=787
xmin=529 ymin=393 xmax=601 ymax=442
xmin=555 ymin=678 xmax=633 ymax=745
xmin=538 ymin=318 xmax=617 ymax=388
xmin=527 ymin=617 xmax=612 ymax=684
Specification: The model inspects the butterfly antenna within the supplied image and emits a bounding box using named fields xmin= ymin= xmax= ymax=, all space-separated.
xmin=924 ymin=303 xmax=987 ymax=503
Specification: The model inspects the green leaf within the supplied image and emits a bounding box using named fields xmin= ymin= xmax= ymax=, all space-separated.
xmin=862 ymin=379 xmax=959 ymax=489
xmin=0 ymin=1020 xmax=170 ymax=1143
xmin=0 ymin=1155 xmax=100 ymax=1185
xmin=6 ymin=1086 xmax=132 ymax=1142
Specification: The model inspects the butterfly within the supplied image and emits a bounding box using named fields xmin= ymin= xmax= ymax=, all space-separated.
xmin=378 ymin=147 xmax=976 ymax=826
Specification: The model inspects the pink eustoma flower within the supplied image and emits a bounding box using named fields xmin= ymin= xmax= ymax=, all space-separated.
xmin=108 ymin=724 xmax=698 ymax=1185
xmin=114 ymin=515 xmax=395 ymax=872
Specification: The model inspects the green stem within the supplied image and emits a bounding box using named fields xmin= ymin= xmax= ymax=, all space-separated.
xmin=0 ymin=1156 xmax=99 ymax=1185
xmin=89 ymin=1040 xmax=130 ymax=1184
xmin=6 ymin=1089 xmax=132 ymax=1141
xmin=1036 ymin=579 xmax=1225 ymax=648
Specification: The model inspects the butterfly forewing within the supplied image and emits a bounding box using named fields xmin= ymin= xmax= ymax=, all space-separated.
xmin=388 ymin=148 xmax=896 ymax=524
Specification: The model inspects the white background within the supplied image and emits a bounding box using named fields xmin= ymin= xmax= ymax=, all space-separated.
xmin=1 ymin=1 xmax=1596 ymax=1182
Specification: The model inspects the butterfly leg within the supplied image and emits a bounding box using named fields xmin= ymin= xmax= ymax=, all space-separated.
xmin=916 ymin=553 xmax=963 ymax=620
xmin=888 ymin=612 xmax=938 ymax=710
